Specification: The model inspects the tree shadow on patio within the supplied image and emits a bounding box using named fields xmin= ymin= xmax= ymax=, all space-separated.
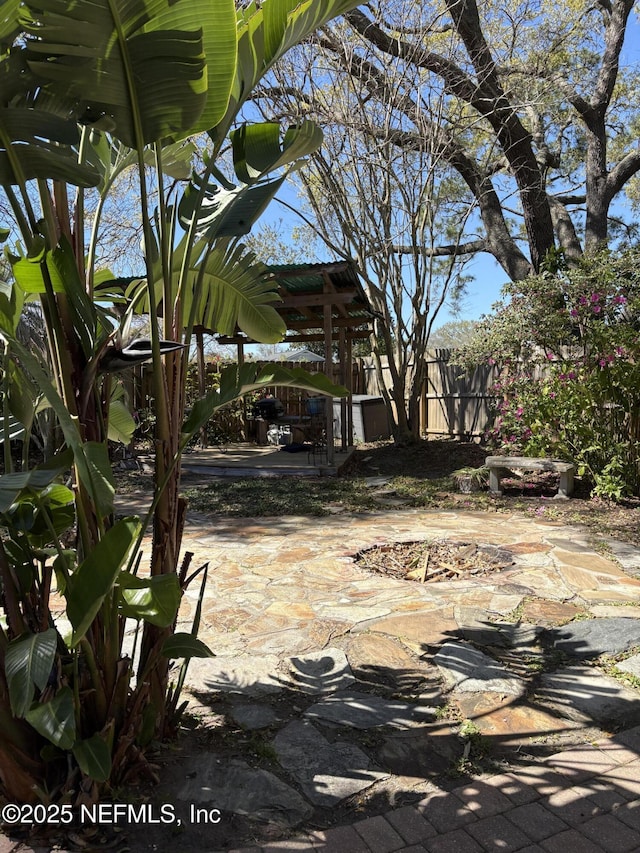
xmin=107 ymin=621 xmax=640 ymax=852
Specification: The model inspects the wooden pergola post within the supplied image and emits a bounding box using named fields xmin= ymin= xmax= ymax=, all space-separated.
xmin=323 ymin=273 xmax=335 ymax=464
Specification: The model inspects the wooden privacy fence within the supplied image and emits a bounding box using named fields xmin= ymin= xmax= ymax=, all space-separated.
xmin=421 ymin=350 xmax=497 ymax=439
xmin=358 ymin=351 xmax=498 ymax=440
xmin=133 ymin=358 xmax=368 ymax=424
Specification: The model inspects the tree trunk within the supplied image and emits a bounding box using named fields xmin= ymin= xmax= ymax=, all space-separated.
xmin=445 ymin=0 xmax=555 ymax=271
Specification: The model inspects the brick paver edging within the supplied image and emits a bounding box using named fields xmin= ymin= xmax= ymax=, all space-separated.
xmin=248 ymin=726 xmax=640 ymax=853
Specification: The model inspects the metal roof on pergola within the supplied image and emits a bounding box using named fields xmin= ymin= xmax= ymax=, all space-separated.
xmin=215 ymin=260 xmax=376 ymax=348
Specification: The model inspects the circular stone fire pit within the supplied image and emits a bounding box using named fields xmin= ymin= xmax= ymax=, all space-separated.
xmin=354 ymin=539 xmax=514 ymax=584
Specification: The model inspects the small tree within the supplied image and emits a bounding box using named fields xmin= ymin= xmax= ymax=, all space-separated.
xmin=430 ymin=320 xmax=480 ymax=350
xmin=0 ymin=0 xmax=358 ymax=808
xmin=256 ymin=19 xmax=474 ymax=443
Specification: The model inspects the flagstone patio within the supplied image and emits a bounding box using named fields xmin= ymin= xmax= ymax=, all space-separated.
xmin=161 ymin=507 xmax=640 ymax=851
xmin=7 ymin=506 xmax=639 ymax=853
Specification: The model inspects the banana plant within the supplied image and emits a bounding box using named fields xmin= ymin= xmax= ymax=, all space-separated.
xmin=0 ymin=0 xmax=361 ymax=805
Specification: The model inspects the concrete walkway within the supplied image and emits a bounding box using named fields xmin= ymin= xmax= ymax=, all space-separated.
xmin=172 ymin=508 xmax=640 ymax=852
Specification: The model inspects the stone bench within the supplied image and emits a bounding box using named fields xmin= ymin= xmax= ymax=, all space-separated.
xmin=485 ymin=456 xmax=576 ymax=499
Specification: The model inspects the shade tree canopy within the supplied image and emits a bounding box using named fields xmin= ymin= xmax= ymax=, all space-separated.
xmin=260 ymin=0 xmax=640 ymax=279
xmin=252 ymin=0 xmax=640 ymax=442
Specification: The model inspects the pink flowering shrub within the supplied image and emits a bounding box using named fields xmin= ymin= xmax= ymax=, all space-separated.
xmin=457 ymin=249 xmax=640 ymax=499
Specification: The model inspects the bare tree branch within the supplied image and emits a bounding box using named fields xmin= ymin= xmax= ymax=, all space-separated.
xmin=391 ymin=240 xmax=488 ymax=257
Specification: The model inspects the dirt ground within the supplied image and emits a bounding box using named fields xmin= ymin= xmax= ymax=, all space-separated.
xmin=346 ymin=439 xmax=640 ymax=547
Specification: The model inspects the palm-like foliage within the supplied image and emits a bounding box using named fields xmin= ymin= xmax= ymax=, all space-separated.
xmin=20 ymin=0 xmax=237 ymax=147
xmin=0 ymin=0 xmax=360 ymax=809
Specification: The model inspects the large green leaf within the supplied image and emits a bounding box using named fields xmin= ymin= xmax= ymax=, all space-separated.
xmin=25 ymin=687 xmax=75 ymax=749
xmin=161 ymin=633 xmax=214 ymax=659
xmin=108 ymin=399 xmax=136 ymax=445
xmin=220 ymin=363 xmax=347 ymax=406
xmin=89 ymin=135 xmax=196 ymax=196
xmin=0 ymin=413 xmax=26 ymax=443
xmin=0 ymin=100 xmax=100 ymax=185
xmin=11 ymin=237 xmax=97 ymax=358
xmin=4 ymin=483 xmax=76 ymax=548
xmin=7 ymin=362 xmax=37 ymax=433
xmin=178 ymin=172 xmax=288 ymax=240
xmin=66 ymin=517 xmax=141 ymax=646
xmin=230 ymin=120 xmax=323 ymax=184
xmin=0 ymin=481 xmax=74 ymax=554
xmin=20 ymin=0 xmax=237 ymax=147
xmin=210 ymin=0 xmax=362 ymax=148
xmin=182 ymin=121 xmax=323 ymax=240
xmin=0 ymin=267 xmax=24 ymax=336
xmin=5 ymin=629 xmax=58 ymax=717
xmin=0 ymin=0 xmax=21 ymax=42
xmin=191 ymin=240 xmax=285 ymax=340
xmin=5 ymin=339 xmax=116 ymax=517
xmin=0 ymin=48 xmax=97 ymax=186
xmin=118 ymin=573 xmax=181 ymax=627
xmin=131 ymin=237 xmax=286 ymax=342
xmin=84 ymin=442 xmax=116 ymax=519
xmin=73 ymin=734 xmax=112 ymax=782
xmin=0 ymin=452 xmax=72 ymax=513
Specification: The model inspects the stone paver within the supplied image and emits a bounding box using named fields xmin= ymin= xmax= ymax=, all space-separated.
xmin=304 ymin=689 xmax=437 ymax=729
xmin=578 ymin=812 xmax=640 ymax=852
xmin=417 ymin=791 xmax=477 ymax=833
xmin=615 ymin=653 xmax=640 ymax=678
xmin=544 ymin=786 xmax=604 ymax=824
xmin=540 ymin=830 xmax=604 ymax=852
xmin=307 ymin=825 xmax=370 ymax=852
xmin=272 ymin=719 xmax=388 ymax=806
xmin=286 ymin=648 xmax=356 ymax=694
xmin=465 ymin=813 xmax=532 ymax=851
xmin=384 ymin=806 xmax=438 ymax=844
xmin=353 ymin=815 xmax=405 ymax=852
xmin=547 ymin=616 xmax=640 ymax=657
xmin=176 ymin=755 xmax=313 ymax=826
xmin=425 ymin=829 xmax=483 ymax=852
xmin=616 ymin=798 xmax=640 ymax=831
xmin=545 ymin=744 xmax=618 ymax=781
xmin=536 ymin=665 xmax=640 ymax=727
xmin=432 ymin=641 xmax=526 ymax=695
xmin=188 ymin=653 xmax=285 ymax=695
xmin=503 ymin=802 xmax=568 ymax=841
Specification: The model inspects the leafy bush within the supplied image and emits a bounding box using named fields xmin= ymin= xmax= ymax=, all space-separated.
xmin=458 ymin=250 xmax=640 ymax=498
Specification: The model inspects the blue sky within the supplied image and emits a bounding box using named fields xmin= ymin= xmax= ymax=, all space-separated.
xmin=448 ymin=255 xmax=507 ymax=323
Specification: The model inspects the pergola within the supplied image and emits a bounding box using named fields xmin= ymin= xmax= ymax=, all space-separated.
xmin=212 ymin=260 xmax=377 ymax=462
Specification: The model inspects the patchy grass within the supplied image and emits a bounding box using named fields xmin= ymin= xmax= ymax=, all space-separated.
xmin=183 ymin=475 xmax=380 ymax=516
xmin=115 ymin=439 xmax=640 ymax=545
xmin=600 ymin=647 xmax=640 ymax=690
